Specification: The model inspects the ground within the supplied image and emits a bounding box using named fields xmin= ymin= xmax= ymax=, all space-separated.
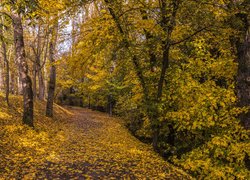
xmin=0 ymin=95 xmax=191 ymax=179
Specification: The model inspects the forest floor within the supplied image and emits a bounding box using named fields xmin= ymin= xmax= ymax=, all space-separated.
xmin=0 ymin=94 xmax=191 ymax=179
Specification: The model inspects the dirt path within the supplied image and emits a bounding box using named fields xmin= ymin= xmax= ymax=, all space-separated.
xmin=0 ymin=103 xmax=191 ymax=179
xmin=34 ymin=107 xmax=190 ymax=179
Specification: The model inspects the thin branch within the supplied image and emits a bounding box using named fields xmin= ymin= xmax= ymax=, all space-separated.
xmin=170 ymin=27 xmax=207 ymax=46
xmin=0 ymin=11 xmax=13 ymax=20
xmin=117 ymin=7 xmax=145 ymax=18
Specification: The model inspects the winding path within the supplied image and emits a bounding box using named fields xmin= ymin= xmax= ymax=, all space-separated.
xmin=35 ymin=107 xmax=190 ymax=179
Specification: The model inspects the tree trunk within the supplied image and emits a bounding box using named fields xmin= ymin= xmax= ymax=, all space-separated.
xmin=43 ymin=32 xmax=49 ymax=99
xmin=0 ymin=61 xmax=3 ymax=91
xmin=46 ymin=21 xmax=58 ymax=117
xmin=36 ymin=32 xmax=46 ymax=101
xmin=17 ymin=67 xmax=23 ymax=95
xmin=36 ymin=25 xmax=45 ymax=101
xmin=0 ymin=20 xmax=10 ymax=106
xmin=2 ymin=33 xmax=10 ymax=106
xmin=38 ymin=68 xmax=45 ymax=100
xmin=12 ymin=13 xmax=34 ymax=127
xmin=10 ymin=71 xmax=15 ymax=94
xmin=33 ymin=60 xmax=37 ymax=100
xmin=237 ymin=16 xmax=250 ymax=129
xmin=151 ymin=0 xmax=179 ymax=151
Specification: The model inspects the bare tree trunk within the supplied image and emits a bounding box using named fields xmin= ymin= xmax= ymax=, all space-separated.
xmin=46 ymin=21 xmax=58 ymax=117
xmin=17 ymin=67 xmax=23 ymax=95
xmin=0 ymin=61 xmax=3 ymax=91
xmin=237 ymin=16 xmax=250 ymax=129
xmin=38 ymin=68 xmax=44 ymax=100
xmin=1 ymin=17 xmax=10 ymax=106
xmin=33 ymin=60 xmax=37 ymax=100
xmin=12 ymin=13 xmax=34 ymax=127
xmin=1 ymin=33 xmax=10 ymax=106
xmin=42 ymin=31 xmax=49 ymax=100
xmin=10 ymin=71 xmax=15 ymax=94
xmin=36 ymin=25 xmax=44 ymax=101
xmin=7 ymin=46 xmax=15 ymax=94
xmin=32 ymin=25 xmax=46 ymax=101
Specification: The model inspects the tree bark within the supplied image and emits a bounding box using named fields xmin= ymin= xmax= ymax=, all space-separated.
xmin=35 ymin=25 xmax=47 ymax=101
xmin=33 ymin=59 xmax=37 ymax=100
xmin=38 ymin=67 xmax=45 ymax=100
xmin=10 ymin=70 xmax=15 ymax=94
xmin=17 ymin=65 xmax=23 ymax=95
xmin=236 ymin=15 xmax=250 ymax=129
xmin=41 ymin=32 xmax=49 ymax=100
xmin=0 ymin=60 xmax=3 ymax=91
xmin=12 ymin=13 xmax=34 ymax=127
xmin=2 ymin=32 xmax=10 ymax=106
xmin=0 ymin=18 xmax=10 ymax=106
xmin=46 ymin=21 xmax=58 ymax=117
xmin=36 ymin=25 xmax=43 ymax=100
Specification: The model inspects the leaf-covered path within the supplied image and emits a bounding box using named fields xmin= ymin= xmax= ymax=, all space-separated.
xmin=37 ymin=107 xmax=190 ymax=179
xmin=0 ymin=97 xmax=191 ymax=179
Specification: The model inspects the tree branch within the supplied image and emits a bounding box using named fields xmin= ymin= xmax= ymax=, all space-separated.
xmin=0 ymin=11 xmax=13 ymax=20
xmin=170 ymin=27 xmax=207 ymax=46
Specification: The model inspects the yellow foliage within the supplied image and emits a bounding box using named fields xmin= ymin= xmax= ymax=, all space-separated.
xmin=0 ymin=94 xmax=190 ymax=179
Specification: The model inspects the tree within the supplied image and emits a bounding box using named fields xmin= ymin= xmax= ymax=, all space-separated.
xmin=0 ymin=16 xmax=10 ymax=106
xmin=60 ymin=0 xmax=249 ymax=178
xmin=46 ymin=18 xmax=58 ymax=117
xmin=0 ymin=0 xmax=40 ymax=127
xmin=234 ymin=1 xmax=250 ymax=129
xmin=12 ymin=12 xmax=34 ymax=127
xmin=103 ymin=0 xmax=209 ymax=151
xmin=27 ymin=20 xmax=49 ymax=101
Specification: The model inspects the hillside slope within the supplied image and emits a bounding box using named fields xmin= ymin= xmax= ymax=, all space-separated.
xmin=0 ymin=94 xmax=191 ymax=179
